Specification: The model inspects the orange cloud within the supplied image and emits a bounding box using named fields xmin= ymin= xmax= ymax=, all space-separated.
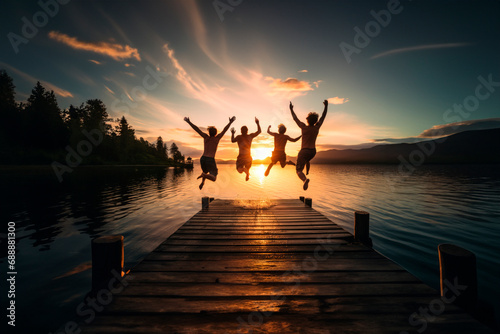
xmin=48 ymin=31 xmax=141 ymax=61
xmin=266 ymin=77 xmax=313 ymax=92
xmin=89 ymin=59 xmax=101 ymax=65
xmin=298 ymin=69 xmax=308 ymax=73
xmin=328 ymin=96 xmax=350 ymax=104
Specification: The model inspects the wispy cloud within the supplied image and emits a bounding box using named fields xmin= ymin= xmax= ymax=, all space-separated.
xmin=370 ymin=43 xmax=472 ymax=60
xmin=419 ymin=118 xmax=500 ymax=137
xmin=89 ymin=59 xmax=101 ymax=65
xmin=123 ymin=72 xmax=136 ymax=77
xmin=163 ymin=43 xmax=206 ymax=98
xmin=372 ymin=118 xmax=500 ymax=144
xmin=104 ymin=85 xmax=114 ymax=95
xmin=372 ymin=137 xmax=423 ymax=144
xmin=298 ymin=69 xmax=308 ymax=73
xmin=0 ymin=62 xmax=73 ymax=98
xmin=48 ymin=31 xmax=141 ymax=61
xmin=327 ymin=96 xmax=349 ymax=105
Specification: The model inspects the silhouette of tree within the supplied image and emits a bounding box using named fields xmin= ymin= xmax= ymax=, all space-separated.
xmin=116 ymin=116 xmax=135 ymax=142
xmin=0 ymin=70 xmax=19 ymax=154
xmin=156 ymin=136 xmax=168 ymax=159
xmin=22 ymin=81 xmax=68 ymax=151
xmin=115 ymin=116 xmax=136 ymax=162
xmin=0 ymin=70 xmax=16 ymax=109
xmin=63 ymin=103 xmax=86 ymax=147
xmin=83 ymin=99 xmax=111 ymax=134
xmin=0 ymin=69 xmax=184 ymax=165
xmin=170 ymin=142 xmax=180 ymax=162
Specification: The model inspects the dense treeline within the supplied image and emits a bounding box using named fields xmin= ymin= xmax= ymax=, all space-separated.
xmin=0 ymin=70 xmax=185 ymax=166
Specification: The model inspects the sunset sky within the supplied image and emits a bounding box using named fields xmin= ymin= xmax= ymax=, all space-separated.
xmin=1 ymin=0 xmax=499 ymax=160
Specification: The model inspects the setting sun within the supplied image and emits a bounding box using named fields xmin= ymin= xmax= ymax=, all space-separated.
xmin=251 ymin=147 xmax=273 ymax=161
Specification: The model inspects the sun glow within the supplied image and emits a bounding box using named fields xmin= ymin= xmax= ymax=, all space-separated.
xmin=253 ymin=164 xmax=267 ymax=184
xmin=252 ymin=147 xmax=273 ymax=161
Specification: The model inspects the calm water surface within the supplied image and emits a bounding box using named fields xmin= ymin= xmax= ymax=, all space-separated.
xmin=1 ymin=164 xmax=499 ymax=332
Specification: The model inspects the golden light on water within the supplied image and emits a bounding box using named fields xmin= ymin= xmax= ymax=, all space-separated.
xmin=253 ymin=164 xmax=267 ymax=184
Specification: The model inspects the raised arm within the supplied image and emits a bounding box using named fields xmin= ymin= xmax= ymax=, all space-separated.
xmin=252 ymin=117 xmax=261 ymax=137
xmin=267 ymin=125 xmax=277 ymax=136
xmin=288 ymin=135 xmax=302 ymax=142
xmin=184 ymin=117 xmax=208 ymax=139
xmin=230 ymin=127 xmax=237 ymax=143
xmin=289 ymin=101 xmax=305 ymax=128
xmin=217 ymin=116 xmax=236 ymax=138
xmin=315 ymin=100 xmax=328 ymax=128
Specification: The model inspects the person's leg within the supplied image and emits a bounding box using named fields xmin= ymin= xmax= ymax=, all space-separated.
xmin=265 ymin=162 xmax=274 ymax=176
xmin=306 ymin=162 xmax=310 ymax=175
xmin=244 ymin=167 xmax=250 ymax=181
xmin=236 ymin=158 xmax=245 ymax=174
xmin=198 ymin=156 xmax=208 ymax=180
xmin=204 ymin=174 xmax=216 ymax=182
xmin=296 ymin=150 xmax=306 ymax=181
xmin=199 ymin=175 xmax=206 ymax=190
xmin=296 ymin=149 xmax=310 ymax=190
xmin=205 ymin=159 xmax=218 ymax=182
xmin=244 ymin=159 xmax=252 ymax=181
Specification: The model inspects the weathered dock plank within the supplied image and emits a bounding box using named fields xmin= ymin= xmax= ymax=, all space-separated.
xmin=81 ymin=199 xmax=495 ymax=334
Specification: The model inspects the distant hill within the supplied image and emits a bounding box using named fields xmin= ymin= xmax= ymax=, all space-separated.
xmin=313 ymin=128 xmax=500 ymax=164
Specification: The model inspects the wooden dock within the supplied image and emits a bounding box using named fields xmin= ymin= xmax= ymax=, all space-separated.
xmin=82 ymin=199 xmax=495 ymax=333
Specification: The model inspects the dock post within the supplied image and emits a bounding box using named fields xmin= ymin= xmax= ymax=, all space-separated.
xmin=202 ymin=196 xmax=210 ymax=209
xmin=92 ymin=235 xmax=124 ymax=292
xmin=305 ymin=198 xmax=312 ymax=207
xmin=299 ymin=196 xmax=305 ymax=202
xmin=209 ymin=197 xmax=215 ymax=202
xmin=354 ymin=211 xmax=372 ymax=247
xmin=438 ymin=244 xmax=477 ymax=311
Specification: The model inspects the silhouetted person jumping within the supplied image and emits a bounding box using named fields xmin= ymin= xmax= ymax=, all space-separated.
xmin=265 ymin=124 xmax=301 ymax=177
xmin=290 ymin=100 xmax=328 ymax=190
xmin=231 ymin=117 xmax=261 ymax=181
xmin=184 ymin=116 xmax=236 ymax=189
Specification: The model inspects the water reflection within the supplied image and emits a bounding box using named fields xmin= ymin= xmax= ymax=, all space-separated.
xmin=0 ymin=164 xmax=499 ymax=332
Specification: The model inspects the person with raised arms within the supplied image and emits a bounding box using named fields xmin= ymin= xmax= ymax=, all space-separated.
xmin=231 ymin=117 xmax=261 ymax=181
xmin=184 ymin=116 xmax=236 ymax=189
xmin=264 ymin=123 xmax=301 ymax=177
xmin=289 ymin=100 xmax=328 ymax=190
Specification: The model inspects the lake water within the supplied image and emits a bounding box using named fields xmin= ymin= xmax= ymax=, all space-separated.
xmin=1 ymin=163 xmax=499 ymax=332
